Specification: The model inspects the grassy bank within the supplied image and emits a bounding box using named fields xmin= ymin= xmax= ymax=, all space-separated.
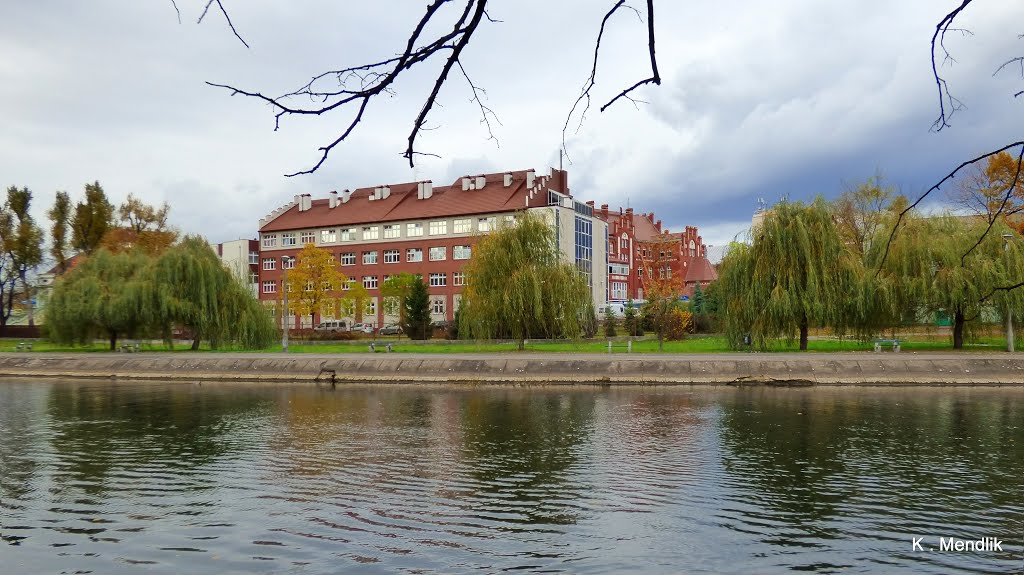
xmin=1 ymin=334 xmax=1018 ymax=354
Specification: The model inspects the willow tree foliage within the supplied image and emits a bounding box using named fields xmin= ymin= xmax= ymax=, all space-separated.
xmin=870 ymin=214 xmax=1023 ymax=349
xmin=46 ymin=249 xmax=152 ymax=350
xmin=152 ymin=237 xmax=276 ymax=350
xmin=719 ymin=198 xmax=858 ymax=350
xmin=0 ymin=186 xmax=45 ymax=326
xmin=459 ymin=212 xmax=592 ymax=350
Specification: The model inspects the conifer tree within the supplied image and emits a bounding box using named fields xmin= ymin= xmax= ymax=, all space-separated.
xmin=403 ymin=276 xmax=431 ymax=340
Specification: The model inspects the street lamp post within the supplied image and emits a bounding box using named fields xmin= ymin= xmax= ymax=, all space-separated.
xmin=282 ymin=256 xmax=292 ymax=353
xmin=1003 ymin=234 xmax=1015 ymax=353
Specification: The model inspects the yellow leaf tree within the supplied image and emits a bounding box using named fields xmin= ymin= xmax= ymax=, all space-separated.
xmin=286 ymin=244 xmax=345 ymax=327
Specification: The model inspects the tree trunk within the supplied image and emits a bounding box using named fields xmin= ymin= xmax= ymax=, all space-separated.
xmin=953 ymin=309 xmax=965 ymax=349
xmin=191 ymin=335 xmax=201 ymax=351
xmin=799 ymin=317 xmax=809 ymax=351
xmin=518 ymin=338 xmax=525 ymax=351
xmin=109 ymin=331 xmax=117 ymax=351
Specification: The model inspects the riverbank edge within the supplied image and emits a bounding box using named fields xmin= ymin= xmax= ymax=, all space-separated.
xmin=1 ymin=354 xmax=1023 ymax=385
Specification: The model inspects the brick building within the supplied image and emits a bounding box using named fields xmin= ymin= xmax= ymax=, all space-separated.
xmin=257 ymin=168 xmax=608 ymax=330
xmin=595 ymin=205 xmax=717 ymax=302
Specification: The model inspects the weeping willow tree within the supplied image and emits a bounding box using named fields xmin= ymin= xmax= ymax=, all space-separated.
xmin=719 ymin=198 xmax=859 ymax=350
xmin=46 ymin=249 xmax=153 ymax=350
xmin=459 ymin=211 xmax=592 ymax=350
xmin=152 ymin=236 xmax=276 ymax=350
xmin=870 ymin=214 xmax=1024 ymax=349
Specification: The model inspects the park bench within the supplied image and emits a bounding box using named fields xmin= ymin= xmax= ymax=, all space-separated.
xmin=15 ymin=341 xmax=33 ymax=351
xmin=607 ymin=339 xmax=633 ymax=354
xmin=367 ymin=342 xmax=394 ymax=353
xmin=873 ymin=339 xmax=902 ymax=353
xmin=118 ymin=342 xmax=141 ymax=353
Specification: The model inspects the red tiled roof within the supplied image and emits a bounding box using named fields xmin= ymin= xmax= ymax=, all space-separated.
xmin=684 ymin=257 xmax=718 ymax=283
xmin=261 ymin=170 xmax=551 ymax=233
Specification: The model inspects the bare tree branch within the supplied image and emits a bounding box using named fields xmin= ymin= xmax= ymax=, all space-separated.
xmin=170 ymin=0 xmax=181 ymax=24
xmin=930 ymin=0 xmax=973 ymax=131
xmin=198 ymin=0 xmax=249 ymax=49
xmin=601 ymin=0 xmax=661 ymax=111
xmin=457 ymin=61 xmax=501 ymax=148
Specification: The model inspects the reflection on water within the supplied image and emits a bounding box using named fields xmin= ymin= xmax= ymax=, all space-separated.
xmin=0 ymin=381 xmax=1021 ymax=574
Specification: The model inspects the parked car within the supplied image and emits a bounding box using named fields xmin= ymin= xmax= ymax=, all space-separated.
xmin=378 ymin=324 xmax=403 ymax=336
xmin=313 ymin=320 xmax=349 ymax=333
xmin=351 ymin=323 xmax=375 ymax=334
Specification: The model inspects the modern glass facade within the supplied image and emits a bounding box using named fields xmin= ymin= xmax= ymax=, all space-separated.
xmin=575 ymin=215 xmax=593 ymax=286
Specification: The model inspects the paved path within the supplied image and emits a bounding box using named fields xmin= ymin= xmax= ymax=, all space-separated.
xmin=0 ymin=351 xmax=1022 ymax=385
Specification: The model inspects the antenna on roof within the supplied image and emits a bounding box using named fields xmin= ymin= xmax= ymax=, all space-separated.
xmin=559 ymin=148 xmax=563 ymax=172
xmin=757 ymin=197 xmax=767 ymax=211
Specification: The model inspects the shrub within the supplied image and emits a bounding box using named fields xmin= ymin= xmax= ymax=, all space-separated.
xmin=665 ymin=308 xmax=693 ymax=340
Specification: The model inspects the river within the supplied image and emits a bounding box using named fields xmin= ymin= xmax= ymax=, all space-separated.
xmin=1 ymin=380 xmax=1021 ymax=574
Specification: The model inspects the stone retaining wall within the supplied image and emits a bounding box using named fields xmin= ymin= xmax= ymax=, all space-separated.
xmin=1 ymin=353 xmax=1022 ymax=385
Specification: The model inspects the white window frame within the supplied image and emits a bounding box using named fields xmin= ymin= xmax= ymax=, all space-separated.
xmin=262 ymin=258 xmax=276 ymax=271
xmin=453 ymin=219 xmax=472 ymax=233
xmin=362 ymin=226 xmax=379 ymax=240
xmin=453 ymin=271 xmax=465 ymax=286
xmin=363 ymin=276 xmax=378 ymax=290
xmin=383 ymin=249 xmax=400 ymax=263
xmin=248 ymin=252 xmax=259 ymax=265
xmin=429 ymin=220 xmax=447 ymax=236
xmin=283 ymin=257 xmax=295 ymax=270
xmin=429 ymin=246 xmax=446 ymax=261
xmin=300 ymin=231 xmax=315 ymax=245
xmin=282 ymin=232 xmax=297 ymax=247
xmin=363 ymin=251 xmax=378 ymax=265
xmin=432 ymin=297 xmax=446 ymax=315
xmin=383 ymin=224 xmax=400 ymax=239
xmin=340 ymin=228 xmax=355 ymax=241
xmin=321 ymin=229 xmax=337 ymax=243
xmin=453 ymin=245 xmax=471 ymax=260
xmin=429 ymin=273 xmax=446 ymax=287
xmin=262 ymin=281 xmax=276 ymax=293
xmin=407 ymin=248 xmax=423 ymax=262
xmin=262 ymin=234 xmax=277 ymax=248
xmin=478 ymin=217 xmax=496 ymax=232
xmin=340 ymin=252 xmax=356 ymax=266
xmin=407 ymin=222 xmax=423 ymax=237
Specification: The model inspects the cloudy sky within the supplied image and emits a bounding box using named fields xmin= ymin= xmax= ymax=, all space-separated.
xmin=2 ymin=1 xmax=1022 ymax=255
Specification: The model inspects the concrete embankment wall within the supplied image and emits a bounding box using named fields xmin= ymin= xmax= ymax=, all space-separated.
xmin=0 ymin=353 xmax=1022 ymax=385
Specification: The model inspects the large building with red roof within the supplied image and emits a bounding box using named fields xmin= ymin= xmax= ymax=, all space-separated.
xmin=594 ymin=204 xmax=718 ymax=302
xmin=258 ymin=168 xmax=608 ymax=330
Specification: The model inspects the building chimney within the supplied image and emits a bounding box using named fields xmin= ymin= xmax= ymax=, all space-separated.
xmin=341 ymin=189 xmax=351 ymax=203
xmin=298 ymin=194 xmax=309 ymax=212
xmin=329 ymin=191 xmax=338 ymax=209
xmin=475 ymin=175 xmax=486 ymax=190
xmin=461 ymin=177 xmax=470 ymax=191
xmin=586 ymin=200 xmax=594 ymax=208
xmin=293 ymin=194 xmax=300 ymax=207
xmin=656 ymin=220 xmax=662 ymax=232
xmin=601 ymin=203 xmax=608 ymax=212
xmin=381 ymin=185 xmax=391 ymax=200
xmin=526 ymin=169 xmax=536 ymax=189
xmin=503 ymin=172 xmax=513 ymax=187
xmin=423 ymin=180 xmax=433 ymax=199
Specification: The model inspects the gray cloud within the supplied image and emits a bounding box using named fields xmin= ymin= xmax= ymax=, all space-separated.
xmin=1 ymin=1 xmax=1021 ymax=253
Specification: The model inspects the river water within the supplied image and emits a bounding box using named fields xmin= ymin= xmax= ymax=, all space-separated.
xmin=0 ymin=380 xmax=1021 ymax=574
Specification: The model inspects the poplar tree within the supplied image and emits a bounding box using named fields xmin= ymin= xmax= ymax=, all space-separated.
xmin=719 ymin=198 xmax=858 ymax=350
xmin=459 ymin=212 xmax=592 ymax=350
xmin=48 ymin=191 xmax=72 ymax=273
xmin=71 ymin=182 xmax=114 ymax=255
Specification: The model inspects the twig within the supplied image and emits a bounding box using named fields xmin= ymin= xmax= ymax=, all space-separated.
xmin=960 ymin=145 xmax=1024 ymax=264
xmin=198 ymin=0 xmax=249 ymax=48
xmin=930 ymin=0 xmax=974 ymax=131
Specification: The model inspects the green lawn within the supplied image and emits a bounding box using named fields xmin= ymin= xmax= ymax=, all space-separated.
xmin=3 ymin=334 xmax=1014 ymax=354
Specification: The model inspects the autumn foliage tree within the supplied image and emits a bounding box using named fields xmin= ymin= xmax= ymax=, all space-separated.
xmin=100 ymin=194 xmax=179 ymax=255
xmin=636 ymin=238 xmax=685 ymax=351
xmin=70 ymin=182 xmax=114 ymax=255
xmin=0 ymin=186 xmax=45 ymax=326
xmin=954 ymin=151 xmax=1024 ymax=230
xmin=285 ymin=243 xmax=344 ymax=327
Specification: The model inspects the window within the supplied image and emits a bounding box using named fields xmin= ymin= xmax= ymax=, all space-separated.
xmin=282 ymin=232 xmax=297 ymax=247
xmin=248 ymin=251 xmax=259 ymax=264
xmin=689 ymin=239 xmax=697 ymax=257
xmin=384 ymin=249 xmax=400 ymax=263
xmin=454 ymin=218 xmax=472 ymax=233
xmin=478 ymin=217 xmax=496 ymax=232
xmin=283 ymin=257 xmax=295 ymax=269
xmin=300 ymin=231 xmax=315 ymax=245
xmin=249 ymin=272 xmax=258 ymax=284
xmin=262 ymin=281 xmax=276 ymax=293
xmin=321 ymin=229 xmax=337 ymax=243
xmin=262 ymin=234 xmax=277 ymax=248
xmin=304 ymin=281 xmax=314 ymax=292
xmin=453 ymin=271 xmax=465 ymax=286
xmin=383 ymin=224 xmax=400 ymax=239
xmin=637 ymin=267 xmax=643 ymax=278
xmin=340 ymin=252 xmax=356 ymax=266
xmin=429 ymin=220 xmax=447 ymax=235
xmin=432 ymin=297 xmax=446 ymax=315
xmin=407 ymin=222 xmax=423 ymax=237
xmin=365 ymin=299 xmax=376 ymax=316
xmin=453 ymin=245 xmax=471 ymax=260
xmin=362 ymin=226 xmax=379 ymax=240
xmin=574 ymin=215 xmax=593 ymax=285
xmin=666 ymin=267 xmax=672 ymax=279
xmin=363 ymin=251 xmax=378 ymax=265
xmin=363 ymin=276 xmax=378 ymax=289
xmin=611 ymin=282 xmax=627 ymax=300
xmin=429 ymin=246 xmax=446 ymax=261
xmin=342 ymin=279 xmax=355 ymax=291
xmin=620 ymin=235 xmax=629 ymax=252
xmin=407 ymin=248 xmax=422 ymax=262
xmin=340 ymin=228 xmax=355 ymax=241
xmin=609 ymin=264 xmax=629 ymax=276
xmin=659 ymin=267 xmax=666 ymax=279
xmin=503 ymin=215 xmax=516 ymax=225
xmin=262 ymin=258 xmax=276 ymax=271
xmin=429 ymin=273 xmax=446 ymax=287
